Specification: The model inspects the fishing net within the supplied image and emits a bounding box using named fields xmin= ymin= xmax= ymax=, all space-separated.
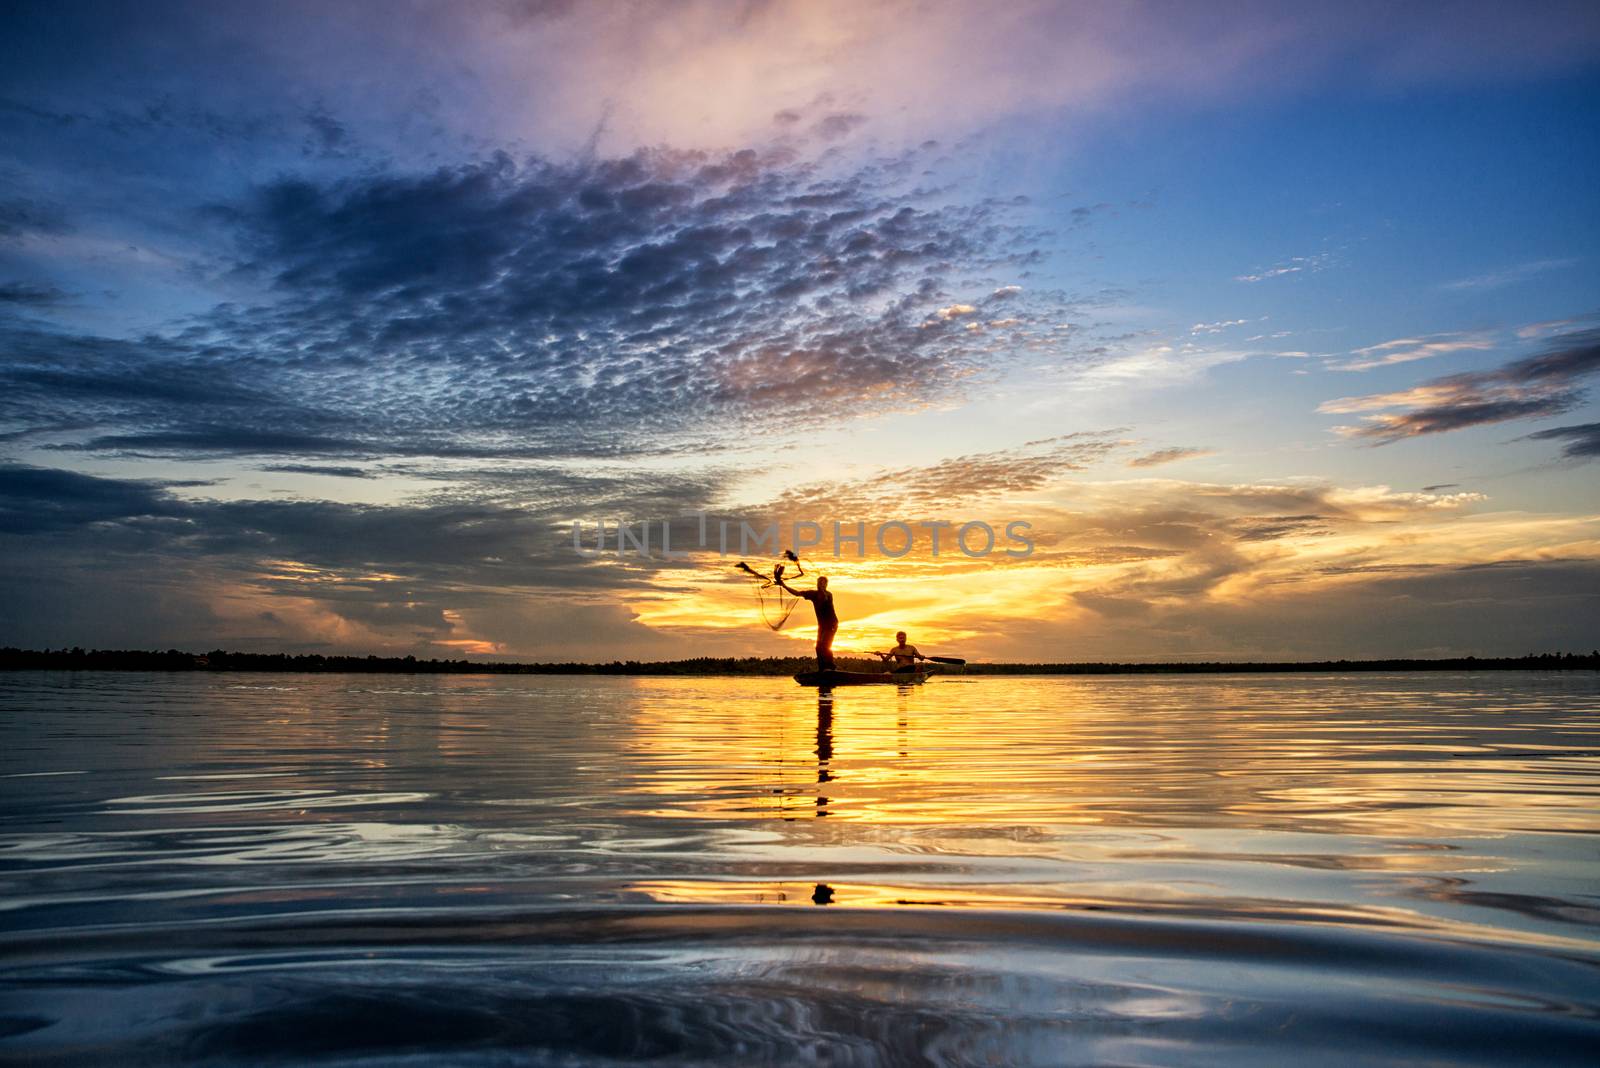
xmin=736 ymin=555 xmax=804 ymax=631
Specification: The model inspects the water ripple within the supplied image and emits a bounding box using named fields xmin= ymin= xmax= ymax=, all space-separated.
xmin=1 ymin=670 xmax=1597 ymax=1064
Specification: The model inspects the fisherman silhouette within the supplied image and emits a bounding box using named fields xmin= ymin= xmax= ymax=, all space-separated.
xmin=777 ymin=569 xmax=838 ymax=670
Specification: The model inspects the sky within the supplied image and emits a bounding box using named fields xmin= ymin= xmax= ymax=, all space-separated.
xmin=1 ymin=0 xmax=1597 ymax=662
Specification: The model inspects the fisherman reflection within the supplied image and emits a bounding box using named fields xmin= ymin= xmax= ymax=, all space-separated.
xmin=815 ymin=692 xmax=833 ymax=817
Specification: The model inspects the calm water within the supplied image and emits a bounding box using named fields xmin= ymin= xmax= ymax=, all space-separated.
xmin=1 ymin=671 xmax=1598 ymax=1066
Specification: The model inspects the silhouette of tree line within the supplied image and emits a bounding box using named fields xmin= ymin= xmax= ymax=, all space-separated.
xmin=2 ymin=647 xmax=1596 ymax=675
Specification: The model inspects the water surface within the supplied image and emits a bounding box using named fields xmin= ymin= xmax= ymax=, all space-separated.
xmin=2 ymin=671 xmax=1597 ymax=1065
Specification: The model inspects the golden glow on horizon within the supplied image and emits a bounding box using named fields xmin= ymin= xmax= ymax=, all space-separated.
xmin=619 ymin=481 xmax=1600 ymax=661
xmin=178 ymin=478 xmax=1599 ymax=661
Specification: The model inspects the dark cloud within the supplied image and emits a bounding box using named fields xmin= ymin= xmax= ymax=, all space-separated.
xmin=1502 ymin=329 xmax=1600 ymax=381
xmin=71 ymin=428 xmax=374 ymax=457
xmin=258 ymin=463 xmax=375 ymax=478
xmin=306 ymin=596 xmax=452 ymax=634
xmin=1231 ymin=514 xmax=1332 ymax=542
xmin=1128 ymin=446 xmax=1213 ymax=468
xmin=1323 ymin=325 xmax=1600 ymax=445
xmin=4 ymin=147 xmax=1061 ymax=463
xmin=2 ymin=463 xmax=1587 ymax=660
xmin=0 ymin=195 xmax=71 ymax=239
xmin=0 ymin=459 xmax=729 ymax=576
xmin=5 ymin=368 xmax=262 ymax=407
xmin=812 ymin=113 xmax=867 ymax=140
xmin=0 ymin=460 xmax=735 ymax=653
xmin=300 ymin=104 xmax=350 ymax=158
xmin=0 ymin=281 xmax=66 ymax=306
xmin=1006 ymin=558 xmax=1600 ymax=662
xmin=1369 ymin=395 xmax=1574 ymax=437
xmin=0 ymin=463 xmax=179 ymax=534
xmin=1317 ymin=563 xmax=1439 ymax=576
xmin=0 ymin=321 xmax=283 ymax=439
xmin=1520 ymin=421 xmax=1600 ymax=460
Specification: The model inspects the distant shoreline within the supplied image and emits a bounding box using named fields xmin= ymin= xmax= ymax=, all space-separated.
xmin=3 ymin=647 xmax=1597 ymax=676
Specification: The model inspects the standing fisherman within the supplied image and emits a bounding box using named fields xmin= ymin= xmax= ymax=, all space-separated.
xmin=776 ymin=568 xmax=838 ymax=671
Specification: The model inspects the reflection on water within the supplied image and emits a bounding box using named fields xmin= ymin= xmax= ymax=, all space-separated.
xmin=816 ymin=691 xmax=832 ymax=818
xmin=2 ymin=671 xmax=1598 ymax=1065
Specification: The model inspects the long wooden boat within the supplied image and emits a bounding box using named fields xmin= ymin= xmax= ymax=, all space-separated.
xmin=794 ymin=669 xmax=931 ymax=687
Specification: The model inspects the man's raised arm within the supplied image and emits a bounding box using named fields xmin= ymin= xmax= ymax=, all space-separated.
xmin=776 ymin=576 xmax=812 ymax=598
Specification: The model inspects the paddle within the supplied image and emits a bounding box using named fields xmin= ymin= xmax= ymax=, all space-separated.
xmin=865 ymin=650 xmax=966 ymax=666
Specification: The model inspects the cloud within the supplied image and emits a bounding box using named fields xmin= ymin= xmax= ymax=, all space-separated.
xmin=0 ymin=196 xmax=72 ymax=240
xmin=0 ymin=459 xmax=735 ymax=654
xmin=299 ymin=103 xmax=351 ymax=159
xmin=1234 ymin=253 xmax=1331 ymax=284
xmin=1128 ymin=446 xmax=1213 ymax=468
xmin=1076 ymin=341 xmax=1306 ymax=388
xmin=68 ymin=428 xmax=375 ymax=458
xmin=3 ymin=3 xmax=1598 ymax=661
xmin=7 ymin=3 xmax=1595 ymax=198
xmin=259 ymin=463 xmax=376 ymax=479
xmin=0 ymin=281 xmax=67 ymax=306
xmin=1319 ymin=325 xmax=1600 ymax=444
xmin=1034 ymin=557 xmax=1600 ymax=661
xmin=1516 ymin=317 xmax=1582 ymax=340
xmin=1328 ymin=332 xmax=1494 ymax=372
xmin=9 ymin=461 xmax=1594 ymax=661
xmin=1230 ymin=514 xmax=1332 ymax=541
xmin=904 ymin=478 xmax=1506 ymax=642
xmin=0 ymin=463 xmax=179 ymax=534
xmin=1520 ymin=422 xmax=1600 ymax=460
xmin=1189 ymin=318 xmax=1257 ymax=335
xmin=769 ymin=432 xmax=1126 ymax=516
xmin=4 ymin=147 xmax=1063 ymax=462
xmin=1440 ymin=257 xmax=1578 ymax=291
xmin=811 ymin=112 xmax=868 ymax=140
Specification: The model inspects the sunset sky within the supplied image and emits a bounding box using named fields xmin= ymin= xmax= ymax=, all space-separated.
xmin=2 ymin=0 xmax=1597 ymax=661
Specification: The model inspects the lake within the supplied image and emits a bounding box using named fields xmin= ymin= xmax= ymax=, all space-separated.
xmin=2 ymin=671 xmax=1597 ymax=1065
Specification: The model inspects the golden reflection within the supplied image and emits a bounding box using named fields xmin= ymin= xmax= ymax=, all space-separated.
xmin=616 ymin=676 xmax=1600 ymax=838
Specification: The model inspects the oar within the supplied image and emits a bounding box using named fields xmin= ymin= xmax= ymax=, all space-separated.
xmin=863 ymin=650 xmax=967 ymax=666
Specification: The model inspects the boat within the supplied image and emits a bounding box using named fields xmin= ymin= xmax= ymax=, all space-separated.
xmin=794 ymin=668 xmax=931 ymax=687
